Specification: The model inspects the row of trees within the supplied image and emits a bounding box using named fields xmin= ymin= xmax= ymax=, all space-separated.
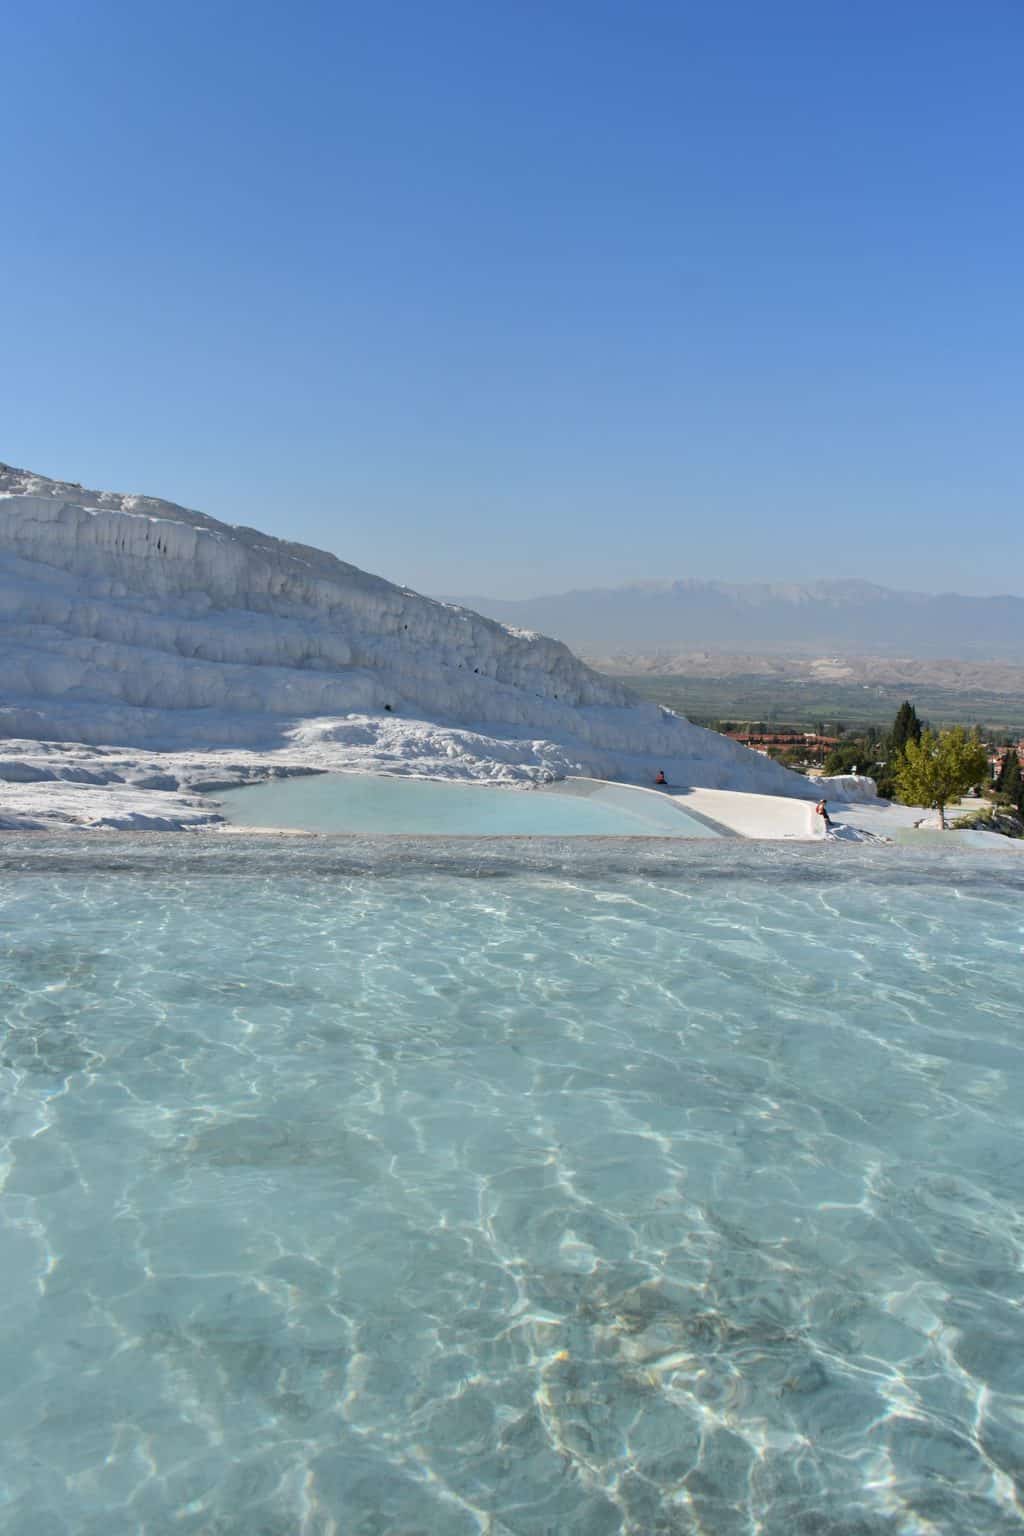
xmin=821 ymin=700 xmax=921 ymax=797
xmin=824 ymin=700 xmax=999 ymax=829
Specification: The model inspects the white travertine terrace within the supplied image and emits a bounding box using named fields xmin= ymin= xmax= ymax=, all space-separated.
xmin=1 ymin=463 xmax=867 ymax=830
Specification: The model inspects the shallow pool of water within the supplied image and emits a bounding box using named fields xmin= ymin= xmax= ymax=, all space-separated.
xmin=216 ymin=773 xmax=723 ymax=836
xmin=1 ymin=837 xmax=1023 ymax=1535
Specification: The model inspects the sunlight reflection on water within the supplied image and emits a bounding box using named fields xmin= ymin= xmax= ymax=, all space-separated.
xmin=1 ymin=836 xmax=1023 ymax=1535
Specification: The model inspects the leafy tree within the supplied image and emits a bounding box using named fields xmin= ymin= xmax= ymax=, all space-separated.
xmin=894 ymin=727 xmax=989 ymax=828
xmin=822 ymin=741 xmax=867 ymax=777
xmin=821 ymin=730 xmax=890 ymax=781
xmin=890 ymin=700 xmax=922 ymax=756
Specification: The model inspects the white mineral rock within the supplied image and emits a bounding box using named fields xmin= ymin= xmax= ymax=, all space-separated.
xmin=0 ymin=462 xmax=827 ymax=829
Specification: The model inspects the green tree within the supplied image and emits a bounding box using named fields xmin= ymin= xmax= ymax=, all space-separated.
xmin=890 ymin=700 xmax=922 ymax=755
xmin=996 ymin=748 xmax=1023 ymax=811
xmin=822 ymin=741 xmax=867 ymax=777
xmin=894 ymin=727 xmax=989 ymax=828
xmin=874 ymin=700 xmax=924 ymax=800
xmin=821 ymin=730 xmax=888 ymax=782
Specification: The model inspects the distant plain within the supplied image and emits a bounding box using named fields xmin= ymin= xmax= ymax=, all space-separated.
xmin=592 ymin=653 xmax=1024 ymax=733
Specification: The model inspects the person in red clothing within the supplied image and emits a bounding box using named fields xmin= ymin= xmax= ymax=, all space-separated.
xmin=654 ymin=770 xmax=667 ymax=786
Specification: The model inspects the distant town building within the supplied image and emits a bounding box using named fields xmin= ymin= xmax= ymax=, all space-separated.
xmin=725 ymin=731 xmax=838 ymax=764
xmin=988 ymin=742 xmax=1024 ymax=778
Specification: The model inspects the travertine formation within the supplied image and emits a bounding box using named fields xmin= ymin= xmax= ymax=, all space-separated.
xmin=0 ymin=463 xmax=823 ymax=827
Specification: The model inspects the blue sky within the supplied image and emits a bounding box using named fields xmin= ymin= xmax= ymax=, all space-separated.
xmin=4 ymin=1 xmax=1022 ymax=597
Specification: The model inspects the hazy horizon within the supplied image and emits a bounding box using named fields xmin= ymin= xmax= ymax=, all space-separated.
xmin=441 ymin=574 xmax=1024 ymax=604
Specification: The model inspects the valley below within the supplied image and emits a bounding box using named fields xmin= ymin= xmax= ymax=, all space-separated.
xmin=591 ymin=651 xmax=1024 ymax=732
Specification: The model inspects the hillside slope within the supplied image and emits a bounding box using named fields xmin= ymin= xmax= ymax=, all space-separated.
xmin=0 ymin=463 xmax=819 ymax=821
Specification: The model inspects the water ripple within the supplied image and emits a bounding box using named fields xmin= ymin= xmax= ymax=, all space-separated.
xmin=1 ymin=837 xmax=1022 ymax=1533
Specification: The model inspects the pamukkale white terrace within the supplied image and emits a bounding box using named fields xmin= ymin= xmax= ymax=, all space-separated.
xmin=0 ymin=462 xmax=869 ymax=832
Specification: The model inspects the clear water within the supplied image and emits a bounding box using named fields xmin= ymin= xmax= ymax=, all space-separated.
xmin=2 ymin=836 xmax=1023 ymax=1536
xmin=216 ymin=773 xmax=722 ymax=837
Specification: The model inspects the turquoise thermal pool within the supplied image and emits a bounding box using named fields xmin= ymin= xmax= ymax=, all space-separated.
xmin=1 ymin=836 xmax=1023 ymax=1535
xmin=216 ymin=772 xmax=725 ymax=836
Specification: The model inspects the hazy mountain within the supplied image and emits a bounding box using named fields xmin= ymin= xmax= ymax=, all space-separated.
xmin=442 ymin=579 xmax=1024 ymax=661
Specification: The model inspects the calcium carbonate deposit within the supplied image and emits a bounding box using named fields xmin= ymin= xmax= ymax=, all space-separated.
xmin=1 ymin=463 xmax=834 ymax=830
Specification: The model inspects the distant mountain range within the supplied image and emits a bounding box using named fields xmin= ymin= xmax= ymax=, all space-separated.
xmin=442 ymin=579 xmax=1024 ymax=661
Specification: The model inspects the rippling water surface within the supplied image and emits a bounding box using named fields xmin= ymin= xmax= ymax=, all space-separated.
xmin=2 ymin=837 xmax=1023 ymax=1536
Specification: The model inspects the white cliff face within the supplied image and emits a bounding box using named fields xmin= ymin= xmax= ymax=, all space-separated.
xmin=0 ymin=462 xmax=820 ymax=826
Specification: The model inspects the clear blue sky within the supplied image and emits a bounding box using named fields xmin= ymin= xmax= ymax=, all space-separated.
xmin=4 ymin=1 xmax=1022 ymax=597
